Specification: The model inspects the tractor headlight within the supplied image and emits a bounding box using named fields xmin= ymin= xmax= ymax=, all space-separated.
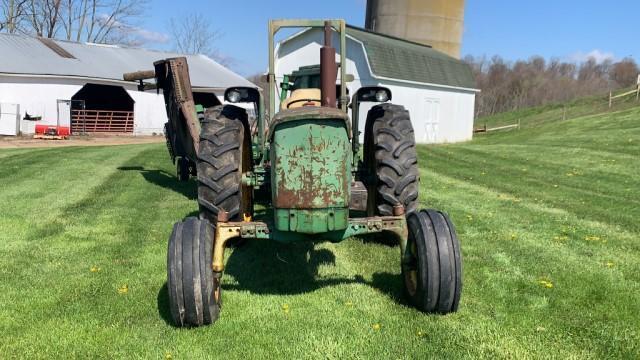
xmin=227 ymin=90 xmax=242 ymax=103
xmin=375 ymin=90 xmax=389 ymax=103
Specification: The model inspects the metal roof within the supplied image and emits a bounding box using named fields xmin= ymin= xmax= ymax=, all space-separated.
xmin=0 ymin=33 xmax=254 ymax=89
xmin=345 ymin=25 xmax=476 ymax=90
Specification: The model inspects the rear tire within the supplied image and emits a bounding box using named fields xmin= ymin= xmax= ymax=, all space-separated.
xmin=167 ymin=217 xmax=221 ymax=327
xmin=197 ymin=105 xmax=253 ymax=224
xmin=364 ymin=103 xmax=419 ymax=216
xmin=402 ymin=210 xmax=462 ymax=314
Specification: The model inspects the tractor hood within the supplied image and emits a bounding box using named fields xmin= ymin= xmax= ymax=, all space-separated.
xmin=269 ymin=107 xmax=351 ymax=140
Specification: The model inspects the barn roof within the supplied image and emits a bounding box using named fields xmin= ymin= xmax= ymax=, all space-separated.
xmin=0 ymin=33 xmax=254 ymax=89
xmin=345 ymin=25 xmax=476 ymax=90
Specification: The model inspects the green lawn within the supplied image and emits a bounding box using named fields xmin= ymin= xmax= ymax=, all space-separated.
xmin=1 ymin=105 xmax=639 ymax=358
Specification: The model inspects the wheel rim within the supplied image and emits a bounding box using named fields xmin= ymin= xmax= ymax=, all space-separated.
xmin=403 ymin=229 xmax=419 ymax=297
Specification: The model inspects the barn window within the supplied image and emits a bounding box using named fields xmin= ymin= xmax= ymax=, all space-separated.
xmin=71 ymin=84 xmax=135 ymax=133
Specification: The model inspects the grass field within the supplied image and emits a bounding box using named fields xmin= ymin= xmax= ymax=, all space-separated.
xmin=1 ymin=104 xmax=639 ymax=358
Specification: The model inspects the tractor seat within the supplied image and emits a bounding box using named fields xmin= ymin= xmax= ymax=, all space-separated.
xmin=281 ymin=88 xmax=321 ymax=109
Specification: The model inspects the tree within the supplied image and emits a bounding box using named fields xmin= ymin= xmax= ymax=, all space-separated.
xmin=1 ymin=0 xmax=149 ymax=45
xmin=0 ymin=0 xmax=29 ymax=33
xmin=610 ymin=58 xmax=639 ymax=88
xmin=169 ymin=13 xmax=232 ymax=66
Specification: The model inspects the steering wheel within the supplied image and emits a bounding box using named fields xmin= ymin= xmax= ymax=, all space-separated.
xmin=286 ymin=98 xmax=321 ymax=108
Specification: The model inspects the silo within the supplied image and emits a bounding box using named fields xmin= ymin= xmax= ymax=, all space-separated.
xmin=365 ymin=0 xmax=465 ymax=59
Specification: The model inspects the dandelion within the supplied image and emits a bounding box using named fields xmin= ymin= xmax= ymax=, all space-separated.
xmin=536 ymin=326 xmax=546 ymax=332
xmin=165 ymin=352 xmax=173 ymax=360
xmin=372 ymin=323 xmax=382 ymax=331
xmin=510 ymin=233 xmax=518 ymax=240
xmin=90 ymin=265 xmax=101 ymax=273
xmin=584 ymin=235 xmax=601 ymax=242
xmin=416 ymin=330 xmax=425 ymax=337
xmin=282 ymin=303 xmax=290 ymax=314
xmin=466 ymin=215 xmax=473 ymax=221
xmin=117 ymin=284 xmax=128 ymax=294
xmin=345 ymin=301 xmax=353 ymax=307
xmin=538 ymin=279 xmax=553 ymax=289
xmin=606 ymin=261 xmax=615 ymax=268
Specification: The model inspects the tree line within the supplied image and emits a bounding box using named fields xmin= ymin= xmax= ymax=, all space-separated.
xmin=464 ymin=55 xmax=639 ymax=118
xmin=0 ymin=0 xmax=151 ymax=45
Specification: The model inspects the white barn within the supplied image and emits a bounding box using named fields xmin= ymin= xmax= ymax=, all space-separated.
xmin=275 ymin=25 xmax=479 ymax=144
xmin=0 ymin=33 xmax=254 ymax=136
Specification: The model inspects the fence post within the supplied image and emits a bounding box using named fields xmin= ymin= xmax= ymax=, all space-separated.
xmin=636 ymin=84 xmax=639 ymax=101
xmin=609 ymin=91 xmax=613 ymax=108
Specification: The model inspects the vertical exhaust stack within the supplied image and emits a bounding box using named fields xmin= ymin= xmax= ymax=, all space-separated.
xmin=320 ymin=21 xmax=337 ymax=107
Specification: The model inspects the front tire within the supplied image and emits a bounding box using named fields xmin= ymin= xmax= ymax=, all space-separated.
xmin=167 ymin=217 xmax=220 ymax=327
xmin=403 ymin=210 xmax=462 ymax=314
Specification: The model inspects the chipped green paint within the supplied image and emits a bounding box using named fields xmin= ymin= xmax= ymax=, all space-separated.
xmin=270 ymin=116 xmax=351 ymax=234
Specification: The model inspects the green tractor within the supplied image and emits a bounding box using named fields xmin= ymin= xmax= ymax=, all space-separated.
xmin=164 ymin=19 xmax=462 ymax=327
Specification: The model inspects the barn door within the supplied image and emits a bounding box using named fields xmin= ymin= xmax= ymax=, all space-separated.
xmin=424 ymin=98 xmax=440 ymax=143
xmin=57 ymin=100 xmax=72 ymax=128
xmin=0 ymin=103 xmax=20 ymax=136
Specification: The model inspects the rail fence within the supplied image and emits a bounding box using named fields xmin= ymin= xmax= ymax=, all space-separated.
xmin=71 ymin=110 xmax=134 ymax=133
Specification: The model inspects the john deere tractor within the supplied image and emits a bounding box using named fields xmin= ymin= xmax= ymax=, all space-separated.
xmin=158 ymin=20 xmax=462 ymax=327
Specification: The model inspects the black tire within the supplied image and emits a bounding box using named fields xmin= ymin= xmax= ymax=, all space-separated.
xmin=197 ymin=105 xmax=253 ymax=224
xmin=167 ymin=217 xmax=221 ymax=327
xmin=177 ymin=157 xmax=190 ymax=182
xmin=402 ymin=209 xmax=462 ymax=314
xmin=364 ymin=103 xmax=419 ymax=216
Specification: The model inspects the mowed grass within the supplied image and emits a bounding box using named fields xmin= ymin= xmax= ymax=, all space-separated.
xmin=0 ymin=105 xmax=639 ymax=358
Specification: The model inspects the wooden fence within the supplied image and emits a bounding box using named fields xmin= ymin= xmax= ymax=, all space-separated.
xmin=71 ymin=110 xmax=134 ymax=133
xmin=609 ymin=85 xmax=640 ymax=107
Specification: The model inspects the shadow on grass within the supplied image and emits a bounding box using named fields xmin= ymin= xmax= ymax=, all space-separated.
xmin=117 ymin=166 xmax=196 ymax=200
xmin=224 ymin=240 xmax=409 ymax=306
xmin=156 ymin=239 xmax=410 ymax=326
xmin=157 ymin=283 xmax=174 ymax=326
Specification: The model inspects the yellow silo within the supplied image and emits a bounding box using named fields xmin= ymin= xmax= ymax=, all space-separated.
xmin=365 ymin=0 xmax=466 ymax=59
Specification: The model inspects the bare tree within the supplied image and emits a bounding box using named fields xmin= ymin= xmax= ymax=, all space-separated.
xmin=59 ymin=0 xmax=148 ymax=45
xmin=1 ymin=0 xmax=148 ymax=45
xmin=610 ymin=57 xmax=639 ymax=88
xmin=169 ymin=13 xmax=232 ymax=66
xmin=26 ymin=0 xmax=62 ymax=38
xmin=1 ymin=0 xmax=29 ymax=33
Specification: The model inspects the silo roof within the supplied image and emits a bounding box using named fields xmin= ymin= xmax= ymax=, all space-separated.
xmin=346 ymin=25 xmax=477 ymax=90
xmin=0 ymin=33 xmax=254 ymax=89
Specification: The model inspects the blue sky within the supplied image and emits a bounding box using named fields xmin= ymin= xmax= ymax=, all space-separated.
xmin=142 ymin=0 xmax=639 ymax=76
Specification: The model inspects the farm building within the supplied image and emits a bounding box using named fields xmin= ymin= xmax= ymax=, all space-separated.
xmin=0 ymin=33 xmax=253 ymax=136
xmin=275 ymin=25 xmax=479 ymax=144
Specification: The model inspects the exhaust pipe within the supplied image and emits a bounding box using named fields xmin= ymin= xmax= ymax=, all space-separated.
xmin=320 ymin=21 xmax=337 ymax=107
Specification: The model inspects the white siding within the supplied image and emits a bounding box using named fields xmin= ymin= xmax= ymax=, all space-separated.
xmin=0 ymin=76 xmax=83 ymax=131
xmin=275 ymin=29 xmax=477 ymax=144
xmin=0 ymin=75 xmax=169 ymax=135
xmin=129 ymin=90 xmax=169 ymax=135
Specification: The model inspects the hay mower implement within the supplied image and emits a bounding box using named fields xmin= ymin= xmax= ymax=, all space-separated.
xmin=126 ymin=19 xmax=462 ymax=327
